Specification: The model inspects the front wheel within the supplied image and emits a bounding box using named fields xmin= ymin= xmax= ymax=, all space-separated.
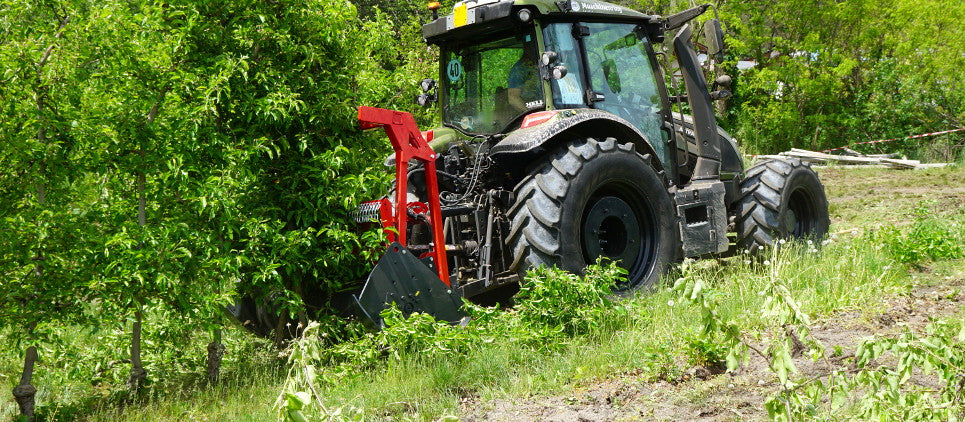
xmin=506 ymin=138 xmax=678 ymax=292
xmin=735 ymin=157 xmax=830 ymax=252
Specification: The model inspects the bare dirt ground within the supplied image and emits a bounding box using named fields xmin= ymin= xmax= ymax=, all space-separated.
xmin=818 ymin=165 xmax=965 ymax=228
xmin=463 ymin=166 xmax=965 ymax=422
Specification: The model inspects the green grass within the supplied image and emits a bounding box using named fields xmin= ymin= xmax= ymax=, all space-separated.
xmin=85 ymin=367 xmax=282 ymax=422
xmin=4 ymin=165 xmax=963 ymax=421
xmin=819 ymin=165 xmax=965 ymax=229
xmin=275 ymin=234 xmax=933 ymax=421
xmin=1 ymin=320 xmax=284 ymax=421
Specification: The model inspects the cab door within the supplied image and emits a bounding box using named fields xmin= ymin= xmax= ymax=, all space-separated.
xmin=580 ymin=22 xmax=673 ymax=171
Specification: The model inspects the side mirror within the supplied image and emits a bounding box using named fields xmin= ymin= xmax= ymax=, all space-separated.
xmin=704 ymin=18 xmax=725 ymax=61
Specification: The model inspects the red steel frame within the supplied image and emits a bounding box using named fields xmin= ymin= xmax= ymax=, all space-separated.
xmin=357 ymin=106 xmax=451 ymax=286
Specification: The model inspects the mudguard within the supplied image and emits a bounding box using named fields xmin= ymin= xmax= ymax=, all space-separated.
xmin=490 ymin=108 xmax=658 ymax=161
xmin=353 ymin=242 xmax=465 ymax=326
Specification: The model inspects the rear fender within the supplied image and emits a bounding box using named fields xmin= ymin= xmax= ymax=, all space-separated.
xmin=490 ymin=109 xmax=665 ymax=179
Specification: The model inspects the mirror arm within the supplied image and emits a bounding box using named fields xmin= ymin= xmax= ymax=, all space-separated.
xmin=663 ymin=4 xmax=710 ymax=31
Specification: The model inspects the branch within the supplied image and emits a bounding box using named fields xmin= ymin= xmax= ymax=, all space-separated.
xmin=36 ymin=14 xmax=71 ymax=71
xmin=146 ymin=86 xmax=170 ymax=123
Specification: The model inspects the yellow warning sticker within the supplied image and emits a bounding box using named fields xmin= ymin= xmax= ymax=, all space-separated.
xmin=453 ymin=3 xmax=468 ymax=27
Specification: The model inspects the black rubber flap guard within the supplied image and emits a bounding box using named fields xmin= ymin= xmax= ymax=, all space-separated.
xmin=353 ymin=242 xmax=465 ymax=327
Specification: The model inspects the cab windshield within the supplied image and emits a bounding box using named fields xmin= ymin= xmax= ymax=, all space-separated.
xmin=440 ymin=30 xmax=544 ymax=135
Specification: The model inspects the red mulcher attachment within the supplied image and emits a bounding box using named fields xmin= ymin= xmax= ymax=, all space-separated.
xmin=352 ymin=107 xmax=464 ymax=326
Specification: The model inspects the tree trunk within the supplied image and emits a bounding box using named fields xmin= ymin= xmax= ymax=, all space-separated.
xmin=127 ymin=95 xmax=152 ymax=392
xmin=137 ymin=171 xmax=146 ymax=227
xmin=16 ymin=17 xmax=68 ymax=417
xmin=294 ymin=278 xmax=308 ymax=336
xmin=12 ymin=346 xmax=39 ymax=422
xmin=273 ymin=311 xmax=291 ymax=350
xmin=206 ymin=328 xmax=225 ymax=385
xmin=127 ymin=308 xmax=146 ymax=392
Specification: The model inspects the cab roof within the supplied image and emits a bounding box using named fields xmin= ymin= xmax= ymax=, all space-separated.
xmin=422 ymin=0 xmax=658 ymax=43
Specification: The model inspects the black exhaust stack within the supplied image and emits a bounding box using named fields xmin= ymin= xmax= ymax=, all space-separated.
xmin=673 ymin=23 xmax=722 ymax=181
xmin=670 ymin=22 xmax=729 ymax=256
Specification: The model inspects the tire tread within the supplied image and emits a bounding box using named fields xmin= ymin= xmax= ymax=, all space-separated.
xmin=508 ymin=138 xmax=653 ymax=274
xmin=735 ymin=157 xmax=829 ymax=252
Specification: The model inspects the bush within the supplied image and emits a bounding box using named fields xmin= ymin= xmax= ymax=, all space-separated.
xmin=514 ymin=262 xmax=627 ymax=337
xmin=875 ymin=204 xmax=964 ymax=266
xmin=278 ymin=261 xmax=630 ymax=420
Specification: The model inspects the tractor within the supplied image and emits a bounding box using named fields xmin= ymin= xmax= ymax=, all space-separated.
xmin=349 ymin=0 xmax=831 ymax=325
xmin=236 ymin=0 xmax=831 ymax=331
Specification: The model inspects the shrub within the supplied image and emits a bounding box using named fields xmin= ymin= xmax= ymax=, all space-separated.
xmin=514 ymin=262 xmax=627 ymax=337
xmin=875 ymin=204 xmax=964 ymax=266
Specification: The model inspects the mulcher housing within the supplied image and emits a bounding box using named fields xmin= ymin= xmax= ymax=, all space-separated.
xmin=353 ymin=0 xmax=829 ymax=325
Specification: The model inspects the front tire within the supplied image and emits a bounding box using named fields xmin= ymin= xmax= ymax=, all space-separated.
xmin=506 ymin=138 xmax=678 ymax=292
xmin=735 ymin=157 xmax=830 ymax=252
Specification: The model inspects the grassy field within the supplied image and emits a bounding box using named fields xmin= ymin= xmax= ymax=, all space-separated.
xmin=2 ymin=164 xmax=963 ymax=421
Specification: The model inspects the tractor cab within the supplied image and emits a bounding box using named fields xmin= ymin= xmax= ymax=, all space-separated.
xmin=420 ymin=0 xmax=719 ymax=180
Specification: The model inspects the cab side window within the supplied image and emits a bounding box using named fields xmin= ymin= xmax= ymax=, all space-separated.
xmin=582 ymin=23 xmax=668 ymax=167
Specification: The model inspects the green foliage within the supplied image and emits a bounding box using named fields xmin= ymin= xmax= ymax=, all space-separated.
xmin=1 ymin=0 xmax=437 ymax=341
xmin=847 ymin=319 xmax=965 ymax=420
xmin=672 ymin=252 xmax=827 ymax=420
xmin=681 ymin=330 xmax=728 ymax=368
xmin=625 ymin=0 xmax=965 ymax=157
xmin=672 ymin=250 xmax=818 ymax=388
xmin=718 ymin=0 xmax=964 ymax=157
xmin=277 ymin=261 xmax=627 ymax=420
xmin=379 ymin=308 xmax=478 ymax=360
xmin=761 ymin=319 xmax=965 ymax=421
xmin=330 ymin=262 xmax=622 ymax=369
xmin=874 ymin=204 xmax=964 ymax=266
xmin=0 ymin=0 xmax=435 ymax=416
xmin=673 ymin=226 xmax=965 ymax=421
xmin=514 ymin=262 xmax=626 ymax=337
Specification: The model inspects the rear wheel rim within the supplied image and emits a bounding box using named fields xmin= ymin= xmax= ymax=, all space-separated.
xmin=581 ymin=188 xmax=656 ymax=289
xmin=787 ymin=187 xmax=816 ymax=237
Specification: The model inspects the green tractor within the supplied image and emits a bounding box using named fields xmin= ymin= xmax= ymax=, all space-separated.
xmin=346 ymin=0 xmax=831 ymax=325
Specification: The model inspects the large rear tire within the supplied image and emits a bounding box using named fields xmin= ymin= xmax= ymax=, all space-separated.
xmin=735 ymin=157 xmax=830 ymax=252
xmin=506 ymin=138 xmax=677 ymax=292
